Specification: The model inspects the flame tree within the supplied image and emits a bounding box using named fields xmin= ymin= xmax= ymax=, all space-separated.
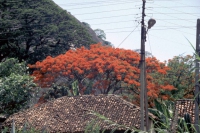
xmin=29 ymin=44 xmax=175 ymax=104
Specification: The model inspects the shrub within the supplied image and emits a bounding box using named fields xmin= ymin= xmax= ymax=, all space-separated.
xmin=0 ymin=58 xmax=38 ymax=115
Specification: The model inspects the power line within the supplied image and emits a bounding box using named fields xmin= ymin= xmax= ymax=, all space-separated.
xmin=153 ymin=20 xmax=195 ymax=35
xmin=149 ymin=34 xmax=191 ymax=47
xmin=106 ymin=30 xmax=140 ymax=33
xmin=148 ymin=10 xmax=198 ymax=24
xmin=88 ymin=19 xmax=196 ymax=25
xmin=155 ymin=19 xmax=196 ymax=21
xmin=60 ymin=0 xmax=179 ymax=6
xmin=78 ymin=10 xmax=198 ymax=21
xmin=60 ymin=0 xmax=139 ymax=6
xmin=150 ymin=13 xmax=200 ymax=15
xmin=109 ymin=28 xmax=194 ymax=35
xmin=60 ymin=0 xmax=172 ymax=7
xmin=103 ymin=26 xmax=195 ymax=31
xmin=117 ymin=24 xmax=140 ymax=47
xmin=104 ymin=26 xmax=195 ymax=33
xmin=82 ymin=13 xmax=138 ymax=20
xmin=65 ymin=1 xmax=138 ymax=10
xmin=73 ymin=7 xmax=140 ymax=15
xmin=61 ymin=0 xmax=147 ymax=7
xmin=90 ymin=20 xmax=137 ymax=25
xmin=171 ymin=1 xmax=200 ymax=10
xmin=149 ymin=3 xmax=200 ymax=18
xmin=73 ymin=8 xmax=199 ymax=16
xmin=152 ymin=6 xmax=200 ymax=8
xmin=147 ymin=32 xmax=153 ymax=57
xmin=81 ymin=13 xmax=197 ymax=21
xmin=60 ymin=0 xmax=180 ymax=9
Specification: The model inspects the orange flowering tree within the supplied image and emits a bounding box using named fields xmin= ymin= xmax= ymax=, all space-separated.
xmin=29 ymin=44 xmax=175 ymax=104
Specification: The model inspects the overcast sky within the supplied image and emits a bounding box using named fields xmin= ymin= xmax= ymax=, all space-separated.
xmin=52 ymin=0 xmax=200 ymax=61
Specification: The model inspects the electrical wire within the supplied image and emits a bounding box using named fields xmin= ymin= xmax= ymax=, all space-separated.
xmin=89 ymin=19 xmax=196 ymax=25
xmin=106 ymin=30 xmax=140 ymax=33
xmin=147 ymin=32 xmax=153 ymax=57
xmin=173 ymin=1 xmax=200 ymax=10
xmin=60 ymin=0 xmax=179 ymax=7
xmin=148 ymin=3 xmax=200 ymax=18
xmin=147 ymin=10 xmax=197 ymax=24
xmin=73 ymin=9 xmax=200 ymax=17
xmin=150 ymin=13 xmax=200 ymax=15
xmin=107 ymin=28 xmax=194 ymax=35
xmin=103 ymin=26 xmax=195 ymax=31
xmin=73 ymin=7 xmax=140 ymax=16
xmin=82 ymin=13 xmax=138 ymax=20
xmin=90 ymin=20 xmax=137 ymax=25
xmin=65 ymin=1 xmax=138 ymax=10
xmin=151 ymin=6 xmax=200 ymax=8
xmin=153 ymin=20 xmax=195 ymax=35
xmin=117 ymin=24 xmax=140 ymax=48
xmin=61 ymin=0 xmax=180 ymax=10
xmin=149 ymin=34 xmax=190 ymax=47
xmin=76 ymin=11 xmax=198 ymax=22
xmin=154 ymin=19 xmax=196 ymax=21
xmin=81 ymin=13 xmax=196 ymax=21
xmin=60 ymin=0 xmax=141 ymax=7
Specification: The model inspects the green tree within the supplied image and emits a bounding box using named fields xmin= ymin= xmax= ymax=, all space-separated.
xmin=94 ymin=29 xmax=114 ymax=47
xmin=0 ymin=58 xmax=38 ymax=115
xmin=152 ymin=55 xmax=195 ymax=101
xmin=0 ymin=0 xmax=94 ymax=64
xmin=94 ymin=29 xmax=106 ymax=40
xmin=167 ymin=55 xmax=195 ymax=99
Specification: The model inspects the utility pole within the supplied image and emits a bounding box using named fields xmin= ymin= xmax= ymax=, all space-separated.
xmin=140 ymin=0 xmax=148 ymax=131
xmin=195 ymin=18 xmax=200 ymax=133
xmin=139 ymin=1 xmax=156 ymax=131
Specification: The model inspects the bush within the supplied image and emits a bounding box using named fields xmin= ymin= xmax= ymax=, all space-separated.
xmin=0 ymin=58 xmax=38 ymax=115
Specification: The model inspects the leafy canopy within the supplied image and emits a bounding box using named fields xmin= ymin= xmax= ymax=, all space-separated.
xmin=29 ymin=44 xmax=175 ymax=105
xmin=0 ymin=58 xmax=38 ymax=115
xmin=166 ymin=55 xmax=195 ymax=100
xmin=0 ymin=0 xmax=94 ymax=63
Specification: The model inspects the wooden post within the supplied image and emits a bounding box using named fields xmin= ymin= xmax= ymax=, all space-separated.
xmin=195 ymin=18 xmax=200 ymax=133
xmin=140 ymin=0 xmax=148 ymax=131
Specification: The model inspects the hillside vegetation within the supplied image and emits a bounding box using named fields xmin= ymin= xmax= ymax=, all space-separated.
xmin=0 ymin=0 xmax=95 ymax=63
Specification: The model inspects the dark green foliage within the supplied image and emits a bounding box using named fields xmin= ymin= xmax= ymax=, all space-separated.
xmin=177 ymin=118 xmax=191 ymax=133
xmin=44 ymin=84 xmax=69 ymax=100
xmin=0 ymin=58 xmax=27 ymax=77
xmin=0 ymin=0 xmax=94 ymax=63
xmin=43 ymin=80 xmax=79 ymax=101
xmin=85 ymin=120 xmax=100 ymax=133
xmin=0 ymin=58 xmax=38 ymax=115
xmin=166 ymin=55 xmax=195 ymax=99
xmin=72 ymin=80 xmax=79 ymax=96
xmin=85 ymin=111 xmax=139 ymax=133
xmin=177 ymin=113 xmax=194 ymax=133
xmin=148 ymin=100 xmax=172 ymax=130
xmin=94 ymin=29 xmax=106 ymax=40
xmin=149 ymin=100 xmax=196 ymax=133
xmin=2 ymin=123 xmax=42 ymax=133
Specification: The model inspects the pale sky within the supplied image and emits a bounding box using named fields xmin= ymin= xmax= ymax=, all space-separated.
xmin=52 ymin=0 xmax=200 ymax=62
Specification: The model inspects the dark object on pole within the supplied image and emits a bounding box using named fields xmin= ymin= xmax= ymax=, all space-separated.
xmin=195 ymin=18 xmax=200 ymax=133
xmin=148 ymin=18 xmax=156 ymax=29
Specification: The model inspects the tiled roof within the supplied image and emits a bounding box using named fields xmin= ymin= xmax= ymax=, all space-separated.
xmin=174 ymin=99 xmax=196 ymax=123
xmin=3 ymin=95 xmax=152 ymax=132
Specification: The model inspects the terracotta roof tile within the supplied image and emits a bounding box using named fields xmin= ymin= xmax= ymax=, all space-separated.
xmin=174 ymin=99 xmax=197 ymax=123
xmin=3 ymin=95 xmax=151 ymax=132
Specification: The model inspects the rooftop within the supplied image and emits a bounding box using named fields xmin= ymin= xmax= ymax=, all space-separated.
xmin=3 ymin=95 xmax=153 ymax=132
